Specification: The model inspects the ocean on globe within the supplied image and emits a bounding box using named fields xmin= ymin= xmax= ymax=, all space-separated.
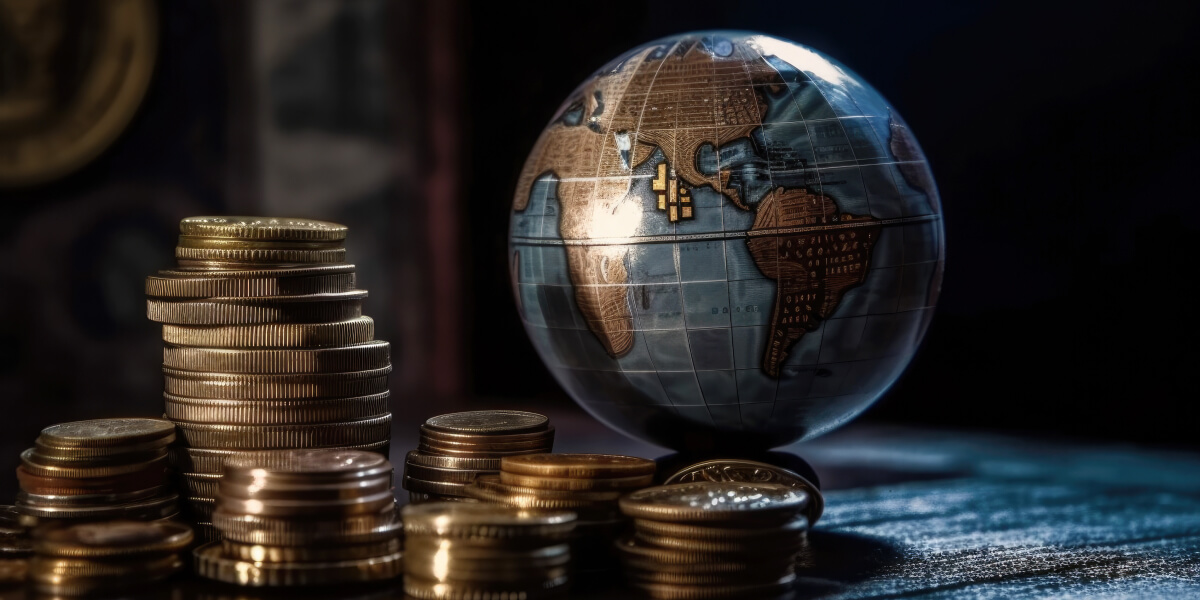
xmin=509 ymin=32 xmax=943 ymax=452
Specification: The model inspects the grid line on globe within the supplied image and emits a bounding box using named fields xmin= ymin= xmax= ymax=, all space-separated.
xmin=509 ymin=33 xmax=943 ymax=451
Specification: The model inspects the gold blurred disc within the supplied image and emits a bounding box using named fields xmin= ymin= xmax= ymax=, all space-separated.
xmin=220 ymin=448 xmax=393 ymax=481
xmin=29 ymin=556 xmax=182 ymax=596
xmin=19 ymin=449 xmax=168 ymax=479
xmin=146 ymin=291 xmax=366 ymax=325
xmin=418 ymin=424 xmax=556 ymax=445
xmin=217 ymin=490 xmax=396 ymax=519
xmin=193 ymin=542 xmax=402 ymax=587
xmin=221 ymin=538 xmax=400 ymax=563
xmin=179 ymin=217 xmax=348 ymax=242
xmin=16 ymin=485 xmax=170 ymax=508
xmin=618 ymin=482 xmax=808 ymax=523
xmin=626 ymin=573 xmax=796 ymax=600
xmin=424 ymin=411 xmax=548 ymax=435
xmin=403 ymin=537 xmax=570 ymax=565
xmin=16 ymin=493 xmax=178 ymax=521
xmin=404 ymin=450 xmax=501 ymax=471
xmin=218 ymin=474 xmax=392 ymax=503
xmin=405 ymin=555 xmax=569 ymax=585
xmin=403 ymin=575 xmax=570 ymax=600
xmin=163 ymin=341 xmax=390 ymax=374
xmin=0 ymin=558 xmax=27 ymax=585
xmin=161 ymin=366 xmax=391 ymax=399
xmin=664 ymin=458 xmax=824 ymax=526
xmin=401 ymin=502 xmax=575 ymax=542
xmin=501 ymin=453 xmax=656 ymax=479
xmin=164 ymin=391 xmax=391 ymax=425
xmin=173 ymin=415 xmax=392 ymax=449
xmin=161 ymin=316 xmax=374 ymax=349
xmin=500 ymin=471 xmax=653 ymax=492
xmin=33 ymin=520 xmax=192 ymax=558
xmin=146 ymin=272 xmax=355 ymax=299
xmin=170 ymin=442 xmax=390 ymax=474
xmin=212 ymin=507 xmax=400 ymax=546
xmin=634 ymin=515 xmax=808 ymax=542
xmin=36 ymin=418 xmax=175 ymax=449
xmin=175 ymin=245 xmax=347 ymax=264
xmin=0 ymin=0 xmax=158 ymax=187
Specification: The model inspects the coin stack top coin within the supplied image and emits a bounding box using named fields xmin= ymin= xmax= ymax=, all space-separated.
xmin=0 ymin=506 xmax=31 ymax=585
xmin=663 ymin=458 xmax=824 ymax=526
xmin=28 ymin=520 xmax=191 ymax=596
xmin=195 ymin=449 xmax=403 ymax=587
xmin=148 ymin=217 xmax=393 ymax=542
xmin=616 ymin=481 xmax=810 ymax=599
xmin=401 ymin=502 xmax=575 ymax=599
xmin=403 ymin=410 xmax=554 ymax=503
xmin=14 ymin=419 xmax=178 ymax=527
xmin=465 ymin=453 xmax=655 ymax=575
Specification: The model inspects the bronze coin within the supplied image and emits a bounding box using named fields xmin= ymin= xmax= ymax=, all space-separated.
xmin=423 ymin=411 xmax=548 ymax=435
xmin=502 ymin=453 xmax=656 ymax=479
xmin=619 ymin=482 xmax=807 ymax=523
xmin=664 ymin=458 xmax=823 ymax=525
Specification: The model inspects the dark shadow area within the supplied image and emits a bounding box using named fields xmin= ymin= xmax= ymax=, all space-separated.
xmin=818 ymin=465 xmax=971 ymax=492
xmin=794 ymin=530 xmax=907 ymax=595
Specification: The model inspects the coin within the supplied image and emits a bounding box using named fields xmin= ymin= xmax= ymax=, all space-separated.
xmin=221 ymin=538 xmax=400 ymax=563
xmin=176 ymin=236 xmax=344 ymax=250
xmin=613 ymin=534 xmax=798 ymax=567
xmin=146 ymin=272 xmax=356 ymax=299
xmin=218 ymin=489 xmax=396 ymax=518
xmin=633 ymin=531 xmax=806 ymax=555
xmin=404 ymin=450 xmax=502 ymax=471
xmin=473 ymin=475 xmax=623 ymax=503
xmin=33 ymin=520 xmax=193 ymax=558
xmin=403 ymin=538 xmax=570 ymax=565
xmin=162 ymin=341 xmax=390 ymax=373
xmin=418 ymin=443 xmax=550 ymax=458
xmin=664 ymin=458 xmax=824 ymax=525
xmin=402 ymin=462 xmax=491 ymax=485
xmin=418 ymin=425 xmax=556 ymax=445
xmin=161 ymin=316 xmax=375 ymax=348
xmin=0 ymin=558 xmax=27 ymax=584
xmin=163 ymin=391 xmax=391 ymax=425
xmin=15 ymin=466 xmax=168 ymax=496
xmin=180 ymin=472 xmax=220 ymax=498
xmin=193 ymin=542 xmax=402 ymax=586
xmin=401 ymin=502 xmax=575 ymax=542
xmin=36 ymin=419 xmax=175 ymax=449
xmin=499 ymin=471 xmax=653 ymax=492
xmin=185 ymin=497 xmax=215 ymax=521
xmin=33 ymin=437 xmax=173 ymax=462
xmin=29 ymin=555 xmax=183 ymax=592
xmin=403 ymin=575 xmax=570 ymax=600
xmin=156 ymin=263 xmax=356 ymax=279
xmin=221 ymin=448 xmax=394 ymax=481
xmin=417 ymin=436 xmax=552 ymax=452
xmin=173 ymin=415 xmax=392 ymax=449
xmin=424 ymin=411 xmax=548 ymax=435
xmin=501 ymin=453 xmax=656 ymax=479
xmin=16 ymin=486 xmax=170 ymax=508
xmin=146 ymin=292 xmax=366 ymax=325
xmin=174 ymin=245 xmax=347 ymax=264
xmin=624 ymin=566 xmax=796 ymax=586
xmin=462 ymin=477 xmax=621 ymax=514
xmin=162 ymin=366 xmax=391 ymax=399
xmin=633 ymin=516 xmax=808 ymax=542
xmin=179 ymin=217 xmax=348 ymax=242
xmin=16 ymin=493 xmax=178 ymax=521
xmin=170 ymin=441 xmax=390 ymax=474
xmin=20 ymin=449 xmax=169 ymax=479
xmin=625 ymin=573 xmax=797 ymax=599
xmin=403 ymin=476 xmax=471 ymax=497
xmin=218 ymin=475 xmax=392 ymax=502
xmin=619 ymin=482 xmax=808 ymax=523
xmin=212 ymin=508 xmax=400 ymax=546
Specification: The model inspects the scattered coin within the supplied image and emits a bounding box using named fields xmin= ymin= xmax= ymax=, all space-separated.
xmin=664 ymin=458 xmax=824 ymax=525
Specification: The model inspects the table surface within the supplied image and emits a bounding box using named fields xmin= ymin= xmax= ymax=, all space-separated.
xmin=3 ymin=415 xmax=1199 ymax=599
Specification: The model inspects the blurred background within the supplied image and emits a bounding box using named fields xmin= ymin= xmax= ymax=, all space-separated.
xmin=1 ymin=0 xmax=1197 ymax=498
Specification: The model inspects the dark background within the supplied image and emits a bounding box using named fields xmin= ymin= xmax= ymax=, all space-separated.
xmin=1 ymin=0 xmax=1197 ymax=488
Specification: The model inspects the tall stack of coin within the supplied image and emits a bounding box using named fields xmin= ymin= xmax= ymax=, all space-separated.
xmin=403 ymin=410 xmax=554 ymax=502
xmin=464 ymin=454 xmax=655 ymax=575
xmin=146 ymin=217 xmax=393 ymax=541
xmin=28 ymin=520 xmax=192 ymax=596
xmin=0 ymin=506 xmax=31 ymax=585
xmin=616 ymin=481 xmax=810 ymax=599
xmin=402 ymin=502 xmax=575 ymax=599
xmin=14 ymin=419 xmax=178 ymax=527
xmin=194 ymin=449 xmax=403 ymax=587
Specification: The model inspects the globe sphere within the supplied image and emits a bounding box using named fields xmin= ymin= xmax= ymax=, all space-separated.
xmin=509 ymin=32 xmax=943 ymax=452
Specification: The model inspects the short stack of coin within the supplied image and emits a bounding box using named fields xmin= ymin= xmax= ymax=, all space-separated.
xmin=146 ymin=217 xmax=393 ymax=541
xmin=0 ymin=506 xmax=31 ymax=585
xmin=402 ymin=502 xmax=575 ymax=599
xmin=616 ymin=481 xmax=810 ymax=599
xmin=464 ymin=454 xmax=654 ymax=575
xmin=194 ymin=449 xmax=403 ymax=587
xmin=14 ymin=419 xmax=178 ymax=527
xmin=28 ymin=520 xmax=192 ymax=596
xmin=403 ymin=410 xmax=554 ymax=502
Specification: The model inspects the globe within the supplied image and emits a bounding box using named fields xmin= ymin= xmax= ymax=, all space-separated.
xmin=509 ymin=32 xmax=943 ymax=452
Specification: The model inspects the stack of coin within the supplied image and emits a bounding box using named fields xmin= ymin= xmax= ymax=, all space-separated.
xmin=14 ymin=419 xmax=178 ymax=527
xmin=146 ymin=217 xmax=393 ymax=541
xmin=615 ymin=481 xmax=810 ymax=599
xmin=28 ymin=520 xmax=192 ymax=596
xmin=403 ymin=410 xmax=554 ymax=502
xmin=0 ymin=506 xmax=31 ymax=585
xmin=194 ymin=449 xmax=403 ymax=587
xmin=464 ymin=454 xmax=654 ymax=575
xmin=402 ymin=502 xmax=575 ymax=599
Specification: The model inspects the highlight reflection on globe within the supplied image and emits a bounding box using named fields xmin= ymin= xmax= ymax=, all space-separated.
xmin=509 ymin=32 xmax=943 ymax=451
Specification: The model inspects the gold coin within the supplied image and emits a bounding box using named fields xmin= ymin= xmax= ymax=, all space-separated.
xmin=624 ymin=565 xmax=795 ymax=586
xmin=501 ymin=453 xmax=656 ymax=479
xmin=164 ymin=391 xmax=391 ymax=425
xmin=33 ymin=520 xmax=192 ymax=558
xmin=16 ymin=485 xmax=170 ymax=508
xmin=212 ymin=507 xmax=400 ymax=546
xmin=664 ymin=458 xmax=824 ymax=526
xmin=175 ymin=245 xmax=347 ymax=264
xmin=0 ymin=558 xmax=27 ymax=585
xmin=161 ymin=316 xmax=374 ymax=349
xmin=29 ymin=555 xmax=182 ymax=594
xmin=221 ymin=538 xmax=400 ymax=563
xmin=15 ymin=465 xmax=169 ymax=496
xmin=418 ymin=444 xmax=550 ymax=459
xmin=424 ymin=411 xmax=549 ymax=435
xmin=173 ymin=415 xmax=392 ymax=449
xmin=157 ymin=263 xmax=355 ymax=279
xmin=408 ymin=492 xmax=479 ymax=505
xmin=220 ymin=448 xmax=392 ymax=481
xmin=418 ymin=434 xmax=552 ymax=452
xmin=146 ymin=272 xmax=355 ymax=299
xmin=146 ymin=291 xmax=366 ymax=325
xmin=618 ymin=482 xmax=808 ymax=523
xmin=500 ymin=471 xmax=653 ymax=492
xmin=218 ymin=489 xmax=396 ymax=519
xmin=180 ymin=472 xmax=220 ymax=498
xmin=473 ymin=475 xmax=623 ymax=503
xmin=16 ymin=493 xmax=178 ymax=521
xmin=634 ymin=515 xmax=808 ymax=541
xmin=193 ymin=542 xmax=402 ymax=587
xmin=403 ymin=476 xmax=471 ymax=498
xmin=626 ymin=573 xmax=796 ymax=599
xmin=403 ymin=575 xmax=569 ymax=600
xmin=170 ymin=442 xmax=390 ymax=474
xmin=36 ymin=418 xmax=175 ymax=449
xmin=402 ymin=502 xmax=575 ymax=542
xmin=402 ymin=462 xmax=490 ymax=485
xmin=179 ymin=217 xmax=348 ymax=242
xmin=193 ymin=522 xmax=221 ymax=544
xmin=0 ymin=0 xmax=157 ymax=186
xmin=218 ymin=474 xmax=392 ymax=502
xmin=173 ymin=259 xmax=326 ymax=271
xmin=462 ymin=477 xmax=621 ymax=514
xmin=418 ymin=424 xmax=556 ymax=445
xmin=185 ymin=496 xmax=215 ymax=520
xmin=633 ymin=530 xmax=805 ymax=555
xmin=19 ymin=449 xmax=168 ymax=479
xmin=614 ymin=534 xmax=796 ymax=566
xmin=176 ymin=236 xmax=344 ymax=250
xmin=163 ymin=341 xmax=390 ymax=374
xmin=403 ymin=537 xmax=570 ymax=565
xmin=162 ymin=366 xmax=391 ymax=399
xmin=33 ymin=437 xmax=172 ymax=462
xmin=404 ymin=557 xmax=569 ymax=585
xmin=404 ymin=450 xmax=501 ymax=471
